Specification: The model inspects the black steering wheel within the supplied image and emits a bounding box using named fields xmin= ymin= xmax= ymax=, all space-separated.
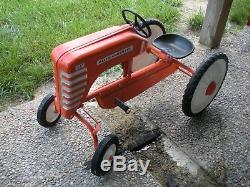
xmin=121 ymin=9 xmax=152 ymax=38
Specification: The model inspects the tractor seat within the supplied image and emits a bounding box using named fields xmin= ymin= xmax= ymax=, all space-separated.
xmin=152 ymin=34 xmax=194 ymax=59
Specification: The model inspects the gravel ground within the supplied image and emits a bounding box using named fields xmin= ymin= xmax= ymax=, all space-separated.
xmin=0 ymin=95 xmax=161 ymax=186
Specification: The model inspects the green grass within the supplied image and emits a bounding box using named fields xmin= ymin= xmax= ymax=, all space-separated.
xmin=188 ymin=10 xmax=204 ymax=31
xmin=230 ymin=0 xmax=250 ymax=26
xmin=163 ymin=0 xmax=183 ymax=7
xmin=0 ymin=0 xmax=181 ymax=106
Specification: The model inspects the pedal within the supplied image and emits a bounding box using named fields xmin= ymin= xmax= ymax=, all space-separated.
xmin=114 ymin=98 xmax=131 ymax=114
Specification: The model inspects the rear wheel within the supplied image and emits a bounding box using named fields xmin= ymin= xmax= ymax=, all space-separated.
xmin=132 ymin=19 xmax=166 ymax=72
xmin=141 ymin=19 xmax=166 ymax=41
xmin=182 ymin=53 xmax=229 ymax=117
xmin=37 ymin=94 xmax=61 ymax=127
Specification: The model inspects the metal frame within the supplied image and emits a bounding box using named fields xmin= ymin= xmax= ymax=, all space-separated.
xmin=52 ymin=25 xmax=195 ymax=150
xmin=71 ymin=44 xmax=194 ymax=150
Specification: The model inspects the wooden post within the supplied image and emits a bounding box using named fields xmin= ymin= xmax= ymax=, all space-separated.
xmin=199 ymin=0 xmax=233 ymax=48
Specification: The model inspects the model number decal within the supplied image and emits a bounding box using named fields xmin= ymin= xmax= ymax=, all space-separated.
xmin=75 ymin=63 xmax=85 ymax=71
xmin=97 ymin=46 xmax=133 ymax=65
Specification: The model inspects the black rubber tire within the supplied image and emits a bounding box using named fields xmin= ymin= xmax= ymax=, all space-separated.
xmin=182 ymin=52 xmax=229 ymax=117
xmin=37 ymin=94 xmax=61 ymax=127
xmin=91 ymin=134 xmax=119 ymax=176
xmin=141 ymin=19 xmax=166 ymax=35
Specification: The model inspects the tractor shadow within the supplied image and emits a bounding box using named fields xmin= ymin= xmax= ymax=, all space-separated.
xmin=143 ymin=96 xmax=226 ymax=142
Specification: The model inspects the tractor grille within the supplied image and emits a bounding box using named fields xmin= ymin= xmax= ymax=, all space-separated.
xmin=60 ymin=66 xmax=87 ymax=110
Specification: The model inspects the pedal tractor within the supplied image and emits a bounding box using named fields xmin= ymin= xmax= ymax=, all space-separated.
xmin=37 ymin=10 xmax=229 ymax=176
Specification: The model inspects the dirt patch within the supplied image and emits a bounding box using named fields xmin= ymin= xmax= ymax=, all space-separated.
xmin=93 ymin=106 xmax=219 ymax=186
xmin=94 ymin=107 xmax=158 ymax=150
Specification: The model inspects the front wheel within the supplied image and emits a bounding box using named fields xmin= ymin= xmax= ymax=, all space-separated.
xmin=37 ymin=94 xmax=61 ymax=127
xmin=182 ymin=53 xmax=229 ymax=117
xmin=91 ymin=134 xmax=119 ymax=176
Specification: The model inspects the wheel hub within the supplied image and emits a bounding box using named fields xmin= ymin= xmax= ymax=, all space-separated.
xmin=46 ymin=101 xmax=60 ymax=122
xmin=109 ymin=155 xmax=113 ymax=161
xmin=103 ymin=144 xmax=116 ymax=162
xmin=205 ymin=81 xmax=217 ymax=96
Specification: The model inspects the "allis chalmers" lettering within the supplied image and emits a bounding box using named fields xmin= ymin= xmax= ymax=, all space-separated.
xmin=96 ymin=46 xmax=133 ymax=65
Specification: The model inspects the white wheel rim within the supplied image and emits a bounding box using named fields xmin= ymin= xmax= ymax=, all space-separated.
xmin=102 ymin=144 xmax=116 ymax=162
xmin=132 ymin=25 xmax=164 ymax=72
xmin=45 ymin=101 xmax=60 ymax=122
xmin=191 ymin=59 xmax=227 ymax=114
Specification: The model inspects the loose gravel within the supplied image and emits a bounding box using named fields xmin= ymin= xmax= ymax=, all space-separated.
xmin=0 ymin=98 xmax=160 ymax=186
